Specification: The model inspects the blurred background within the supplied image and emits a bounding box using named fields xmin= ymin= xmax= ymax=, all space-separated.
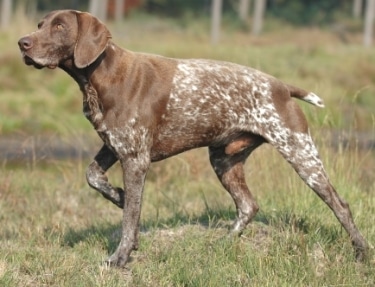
xmin=0 ymin=0 xmax=373 ymax=185
xmin=0 ymin=0 xmax=374 ymax=162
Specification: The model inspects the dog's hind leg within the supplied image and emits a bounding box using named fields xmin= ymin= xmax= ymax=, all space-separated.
xmin=264 ymin=117 xmax=368 ymax=261
xmin=209 ymin=136 xmax=263 ymax=235
xmin=86 ymin=144 xmax=124 ymax=208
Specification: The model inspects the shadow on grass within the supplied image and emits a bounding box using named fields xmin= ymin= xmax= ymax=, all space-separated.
xmin=61 ymin=206 xmax=342 ymax=254
xmin=62 ymin=207 xmax=237 ymax=253
xmin=255 ymin=210 xmax=343 ymax=243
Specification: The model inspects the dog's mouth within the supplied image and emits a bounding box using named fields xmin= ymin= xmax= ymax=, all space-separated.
xmin=23 ymin=55 xmax=43 ymax=69
xmin=23 ymin=54 xmax=57 ymax=70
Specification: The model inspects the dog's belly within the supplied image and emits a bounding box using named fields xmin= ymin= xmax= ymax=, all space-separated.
xmin=151 ymin=122 xmax=223 ymax=161
xmin=150 ymin=105 xmax=259 ymax=161
xmin=150 ymin=128 xmax=261 ymax=162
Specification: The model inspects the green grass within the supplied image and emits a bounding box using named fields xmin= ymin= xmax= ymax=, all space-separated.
xmin=1 ymin=146 xmax=374 ymax=286
xmin=0 ymin=11 xmax=374 ymax=286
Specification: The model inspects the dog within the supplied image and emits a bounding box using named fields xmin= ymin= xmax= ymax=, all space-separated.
xmin=18 ymin=10 xmax=368 ymax=267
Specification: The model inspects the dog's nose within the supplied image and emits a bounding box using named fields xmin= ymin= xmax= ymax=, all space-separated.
xmin=18 ymin=36 xmax=33 ymax=51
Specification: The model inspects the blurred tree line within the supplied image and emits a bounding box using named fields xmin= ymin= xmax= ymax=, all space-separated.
xmin=144 ymin=0 xmax=354 ymax=25
xmin=1 ymin=0 xmax=374 ymax=45
xmin=36 ymin=0 xmax=87 ymax=11
xmin=0 ymin=0 xmax=363 ymax=25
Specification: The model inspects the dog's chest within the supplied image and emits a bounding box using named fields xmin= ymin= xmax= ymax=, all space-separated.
xmin=82 ymin=84 xmax=152 ymax=156
xmin=82 ymin=85 xmax=105 ymax=131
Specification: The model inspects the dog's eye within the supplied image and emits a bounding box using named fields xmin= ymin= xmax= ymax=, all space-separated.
xmin=56 ymin=23 xmax=63 ymax=30
xmin=37 ymin=22 xmax=42 ymax=29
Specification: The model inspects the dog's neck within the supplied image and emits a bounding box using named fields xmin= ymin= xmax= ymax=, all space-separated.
xmin=59 ymin=52 xmax=106 ymax=89
xmin=58 ymin=46 xmax=116 ymax=131
xmin=59 ymin=41 xmax=129 ymax=91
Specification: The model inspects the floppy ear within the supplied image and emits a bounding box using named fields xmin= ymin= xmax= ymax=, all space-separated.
xmin=74 ymin=12 xmax=112 ymax=69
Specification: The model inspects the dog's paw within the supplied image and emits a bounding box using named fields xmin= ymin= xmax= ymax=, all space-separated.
xmin=105 ymin=252 xmax=129 ymax=268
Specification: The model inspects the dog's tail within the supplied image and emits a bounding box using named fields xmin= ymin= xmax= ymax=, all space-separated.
xmin=286 ymin=84 xmax=325 ymax=108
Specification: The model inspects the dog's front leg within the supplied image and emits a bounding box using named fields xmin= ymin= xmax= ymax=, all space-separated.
xmin=86 ymin=144 xmax=125 ymax=208
xmin=106 ymin=153 xmax=150 ymax=267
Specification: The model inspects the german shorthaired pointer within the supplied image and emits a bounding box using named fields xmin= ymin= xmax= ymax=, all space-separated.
xmin=18 ymin=10 xmax=368 ymax=267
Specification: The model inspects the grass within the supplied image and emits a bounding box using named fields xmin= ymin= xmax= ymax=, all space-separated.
xmin=1 ymin=146 xmax=374 ymax=286
xmin=0 ymin=10 xmax=374 ymax=286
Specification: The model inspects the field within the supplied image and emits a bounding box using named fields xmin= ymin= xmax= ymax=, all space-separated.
xmin=0 ymin=11 xmax=375 ymax=286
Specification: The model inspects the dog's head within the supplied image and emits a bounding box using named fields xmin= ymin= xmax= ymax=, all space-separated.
xmin=18 ymin=10 xmax=111 ymax=69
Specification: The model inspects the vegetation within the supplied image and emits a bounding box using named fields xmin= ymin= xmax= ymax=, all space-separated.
xmin=0 ymin=11 xmax=374 ymax=286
